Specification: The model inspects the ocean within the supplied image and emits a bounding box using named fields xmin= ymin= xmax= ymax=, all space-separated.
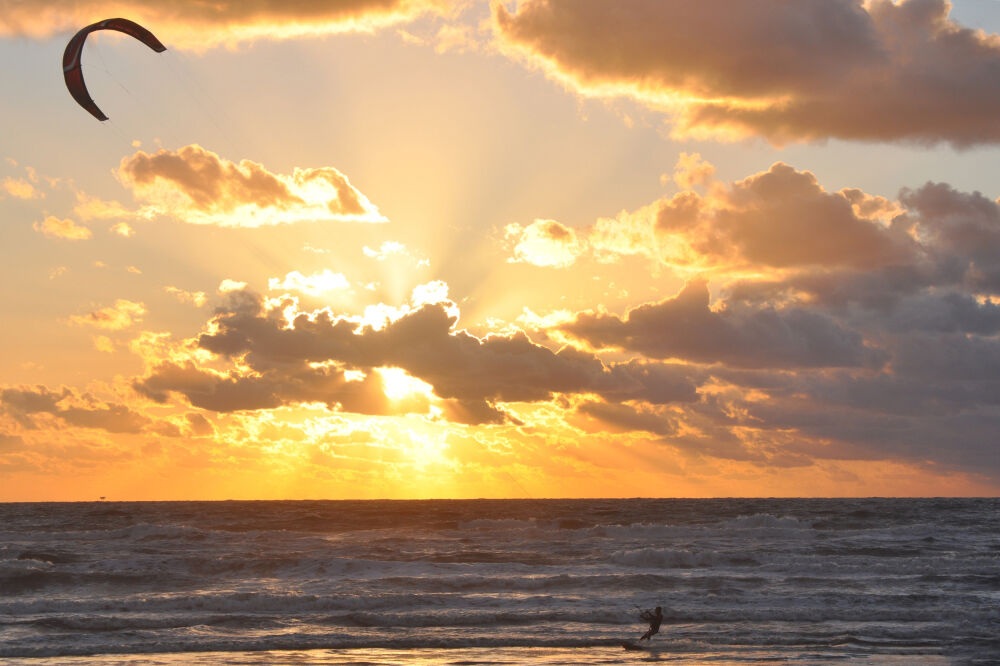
xmin=0 ymin=498 xmax=996 ymax=664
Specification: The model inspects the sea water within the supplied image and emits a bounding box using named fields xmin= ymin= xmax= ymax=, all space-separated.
xmin=0 ymin=498 xmax=997 ymax=663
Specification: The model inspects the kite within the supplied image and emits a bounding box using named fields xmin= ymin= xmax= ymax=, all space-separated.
xmin=63 ymin=18 xmax=166 ymax=121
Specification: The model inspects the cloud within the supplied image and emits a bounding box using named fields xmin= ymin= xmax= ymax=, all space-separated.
xmin=871 ymin=291 xmax=1000 ymax=336
xmin=704 ymin=163 xmax=914 ymax=268
xmin=0 ymin=386 xmax=154 ymax=434
xmin=73 ymin=192 xmax=135 ymax=222
xmin=410 ymin=280 xmax=450 ymax=307
xmin=117 ymin=144 xmax=385 ymax=227
xmin=0 ymin=0 xmax=453 ymax=49
xmin=697 ymin=366 xmax=1000 ymax=474
xmin=165 ymin=286 xmax=208 ymax=307
xmin=362 ymin=241 xmax=430 ymax=267
xmin=268 ymin=270 xmax=350 ymax=296
xmin=133 ymin=289 xmax=702 ymax=423
xmin=111 ymin=223 xmax=134 ymax=237
xmin=495 ymin=0 xmax=1000 ymax=145
xmin=891 ymin=333 xmax=1000 ymax=382
xmin=562 ymin=280 xmax=885 ymax=369
xmin=136 ymin=359 xmax=414 ymax=415
xmin=505 ymin=219 xmax=587 ymax=268
xmin=671 ymin=152 xmax=715 ymax=190
xmin=185 ymin=412 xmax=215 ymax=437
xmin=70 ymin=299 xmax=146 ymax=330
xmin=516 ymin=162 xmax=914 ymax=272
xmin=219 ymin=279 xmax=248 ymax=293
xmin=719 ymin=178 xmax=1000 ymax=311
xmin=434 ymin=23 xmax=482 ymax=54
xmin=572 ymin=400 xmax=675 ymax=436
xmin=93 ymin=335 xmax=115 ymax=353
xmin=32 ymin=216 xmax=91 ymax=240
xmin=899 ymin=182 xmax=1000 ymax=291
xmin=2 ymin=177 xmax=41 ymax=199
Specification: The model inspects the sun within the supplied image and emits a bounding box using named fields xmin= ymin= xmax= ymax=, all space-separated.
xmin=377 ymin=366 xmax=435 ymax=402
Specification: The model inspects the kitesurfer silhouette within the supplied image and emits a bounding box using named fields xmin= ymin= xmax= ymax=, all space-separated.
xmin=639 ymin=606 xmax=662 ymax=641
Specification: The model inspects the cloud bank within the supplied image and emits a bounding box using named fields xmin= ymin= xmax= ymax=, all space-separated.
xmin=495 ymin=0 xmax=1000 ymax=145
xmin=133 ymin=288 xmax=701 ymax=425
xmin=491 ymin=156 xmax=1000 ymax=479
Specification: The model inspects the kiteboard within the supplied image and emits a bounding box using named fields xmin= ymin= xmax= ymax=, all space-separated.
xmin=621 ymin=640 xmax=651 ymax=651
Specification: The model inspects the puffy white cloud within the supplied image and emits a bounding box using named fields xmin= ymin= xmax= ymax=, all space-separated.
xmin=505 ymin=219 xmax=587 ymax=268
xmin=219 ymin=279 xmax=248 ymax=293
xmin=268 ymin=270 xmax=350 ymax=296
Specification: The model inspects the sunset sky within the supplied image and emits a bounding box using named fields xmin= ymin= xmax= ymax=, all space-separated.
xmin=3 ymin=0 xmax=1000 ymax=500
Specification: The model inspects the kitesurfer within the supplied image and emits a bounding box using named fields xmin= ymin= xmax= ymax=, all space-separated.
xmin=639 ymin=606 xmax=662 ymax=641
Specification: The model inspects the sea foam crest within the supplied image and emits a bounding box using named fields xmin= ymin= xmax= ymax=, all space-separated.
xmin=106 ymin=523 xmax=215 ymax=541
xmin=0 ymin=558 xmax=52 ymax=577
xmin=458 ymin=519 xmax=538 ymax=530
xmin=722 ymin=514 xmax=810 ymax=530
xmin=611 ymin=547 xmax=727 ymax=569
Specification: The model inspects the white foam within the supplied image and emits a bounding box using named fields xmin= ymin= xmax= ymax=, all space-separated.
xmin=610 ymin=547 xmax=728 ymax=569
xmin=721 ymin=514 xmax=811 ymax=530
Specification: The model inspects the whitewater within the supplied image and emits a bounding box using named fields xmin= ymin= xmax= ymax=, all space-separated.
xmin=0 ymin=498 xmax=996 ymax=663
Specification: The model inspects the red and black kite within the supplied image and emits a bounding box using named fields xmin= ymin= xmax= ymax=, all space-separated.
xmin=63 ymin=18 xmax=166 ymax=121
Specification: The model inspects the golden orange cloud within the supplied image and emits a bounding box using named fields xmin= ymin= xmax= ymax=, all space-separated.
xmin=32 ymin=216 xmax=92 ymax=240
xmin=2 ymin=177 xmax=41 ymax=200
xmin=0 ymin=0 xmax=455 ymax=49
xmin=671 ymin=152 xmax=716 ymax=190
xmin=70 ymin=299 xmax=146 ymax=330
xmin=165 ymin=286 xmax=207 ymax=307
xmin=117 ymin=144 xmax=385 ymax=227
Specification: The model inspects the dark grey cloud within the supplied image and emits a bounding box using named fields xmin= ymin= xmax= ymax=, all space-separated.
xmin=892 ymin=333 xmax=1000 ymax=382
xmin=900 ymin=182 xmax=1000 ymax=291
xmin=575 ymin=400 xmax=676 ymax=436
xmin=0 ymin=386 xmax=157 ymax=434
xmin=686 ymin=363 xmax=1000 ymax=474
xmin=562 ymin=280 xmax=885 ymax=369
xmin=137 ymin=359 xmax=424 ymax=416
xmin=135 ymin=292 xmax=704 ymax=423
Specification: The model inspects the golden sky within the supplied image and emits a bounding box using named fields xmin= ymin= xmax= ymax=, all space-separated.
xmin=2 ymin=0 xmax=1000 ymax=500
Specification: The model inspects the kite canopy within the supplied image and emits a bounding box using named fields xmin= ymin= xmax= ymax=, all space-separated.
xmin=63 ymin=18 xmax=166 ymax=121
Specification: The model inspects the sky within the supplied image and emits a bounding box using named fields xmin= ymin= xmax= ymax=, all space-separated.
xmin=2 ymin=0 xmax=1000 ymax=500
